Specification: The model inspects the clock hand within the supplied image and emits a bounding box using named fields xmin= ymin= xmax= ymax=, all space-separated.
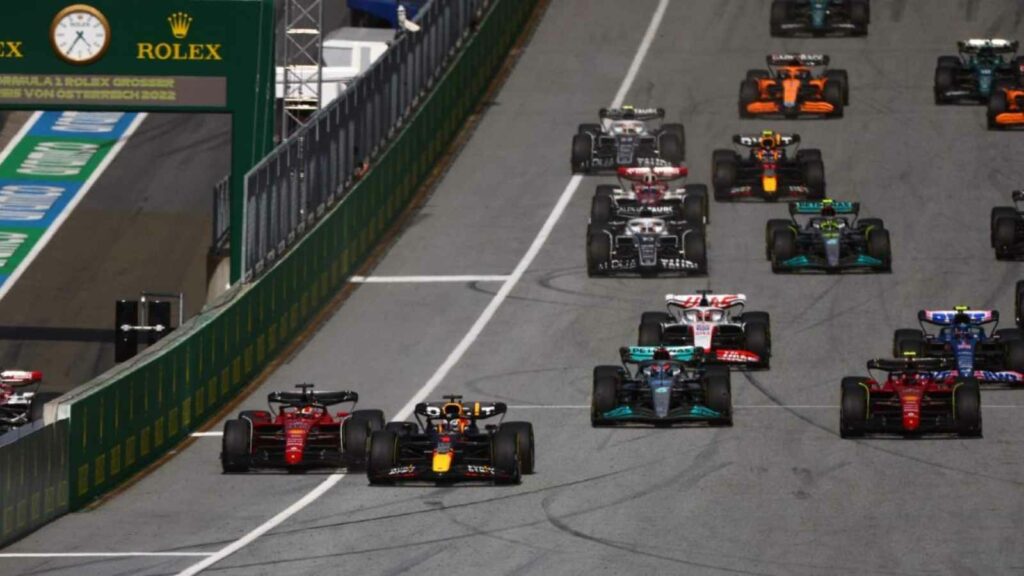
xmin=67 ymin=31 xmax=85 ymax=54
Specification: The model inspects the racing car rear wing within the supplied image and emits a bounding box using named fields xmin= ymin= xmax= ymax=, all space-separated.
xmin=918 ymin=309 xmax=997 ymax=326
xmin=867 ymin=357 xmax=954 ymax=373
xmin=599 ymin=107 xmax=665 ymax=121
xmin=617 ymin=166 xmax=688 ymax=182
xmin=414 ymin=400 xmax=507 ymax=419
xmin=268 ymin=388 xmax=359 ymax=406
xmin=767 ymin=53 xmax=829 ymax=67
xmin=0 ymin=370 xmax=42 ymax=386
xmin=620 ymin=346 xmax=701 ymax=364
xmin=733 ymin=134 xmax=799 ymax=147
xmin=958 ymin=39 xmax=1019 ymax=53
xmin=665 ymin=293 xmax=746 ymax=309
xmin=790 ymin=201 xmax=858 ymax=215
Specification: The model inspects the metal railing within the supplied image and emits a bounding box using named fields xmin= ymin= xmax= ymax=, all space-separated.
xmin=243 ymin=0 xmax=491 ymax=280
xmin=212 ymin=174 xmax=231 ymax=257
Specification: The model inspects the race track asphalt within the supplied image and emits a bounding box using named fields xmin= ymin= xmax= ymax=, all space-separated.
xmin=4 ymin=1 xmax=1024 ymax=575
xmin=0 ymin=113 xmax=228 ymax=394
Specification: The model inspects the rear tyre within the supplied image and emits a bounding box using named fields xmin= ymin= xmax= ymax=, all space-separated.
xmin=953 ymin=378 xmax=982 ymax=437
xmin=769 ymin=0 xmax=789 ymax=36
xmin=802 ymin=160 xmax=826 ymax=199
xmin=796 ymin=149 xmax=822 ymax=164
xmin=384 ymin=421 xmax=417 ymax=436
xmin=893 ymin=328 xmax=925 ymax=357
xmin=712 ymin=151 xmax=738 ymax=201
xmin=840 ymin=377 xmax=868 ymax=438
xmin=684 ymin=229 xmax=708 ymax=275
xmin=825 ymin=70 xmax=850 ymax=105
xmin=662 ymin=123 xmax=686 ymax=160
xmin=745 ymin=69 xmax=771 ymax=82
xmin=591 ymin=366 xmax=621 ymax=426
xmin=586 ymin=230 xmax=611 ymax=277
xmin=638 ymin=319 xmax=664 ymax=346
xmin=367 ymin=430 xmax=398 ymax=485
xmin=659 ymin=134 xmax=684 ymax=164
xmin=704 ymin=366 xmax=733 ymax=426
xmin=221 ymin=419 xmax=251 ymax=473
xmin=823 ymin=82 xmax=844 ymax=118
xmin=577 ymin=123 xmax=601 ymax=135
xmin=990 ymin=207 xmax=1017 ymax=247
xmin=1006 ymin=339 xmax=1024 ymax=373
xmin=742 ymin=315 xmax=771 ymax=368
xmin=571 ymin=134 xmax=593 ymax=173
xmin=594 ymin=184 xmax=616 ymax=199
xmin=858 ymin=218 xmax=885 ymax=233
xmin=850 ymin=0 xmax=869 ymax=34
xmin=993 ymin=216 xmax=1018 ymax=258
xmin=343 ymin=409 xmax=385 ymax=466
xmin=1016 ymin=280 xmax=1024 ymax=328
xmin=988 ymin=90 xmax=1008 ymax=130
xmin=739 ymin=80 xmax=759 ymax=118
xmin=681 ymin=184 xmax=708 ymax=224
xmin=492 ymin=430 xmax=522 ymax=485
xmin=771 ymin=229 xmax=796 ymax=272
xmin=591 ymin=194 xmax=614 ymax=225
xmin=867 ymin=228 xmax=892 ymax=271
xmin=500 ymin=422 xmax=535 ymax=474
xmin=765 ymin=219 xmax=791 ymax=260
xmin=934 ymin=64 xmax=956 ymax=105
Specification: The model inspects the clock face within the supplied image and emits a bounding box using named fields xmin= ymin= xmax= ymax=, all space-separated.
xmin=51 ymin=5 xmax=111 ymax=65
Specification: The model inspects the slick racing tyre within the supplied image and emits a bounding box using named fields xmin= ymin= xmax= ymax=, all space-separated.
xmin=577 ymin=123 xmax=601 ymax=135
xmin=770 ymin=229 xmax=796 ymax=272
xmin=850 ymin=0 xmax=869 ymax=34
xmin=953 ymin=378 xmax=982 ymax=437
xmin=491 ymin=430 xmax=522 ymax=485
xmin=988 ymin=91 xmax=1008 ymax=130
xmin=586 ymin=230 xmax=611 ymax=277
xmin=662 ymin=123 xmax=686 ymax=160
xmin=681 ymin=184 xmax=708 ymax=224
xmin=769 ymin=1 xmax=789 ymax=36
xmin=500 ymin=422 xmax=535 ymax=474
xmin=866 ymin=228 xmax=892 ymax=271
xmin=823 ymin=82 xmax=844 ymax=118
xmin=933 ymin=63 xmax=957 ymax=105
xmin=839 ymin=377 xmax=868 ymax=438
xmin=1006 ymin=339 xmax=1024 ymax=373
xmin=741 ymin=312 xmax=771 ymax=368
xmin=993 ymin=215 xmax=1018 ymax=258
xmin=591 ymin=194 xmax=614 ymax=225
xmin=825 ymin=70 xmax=850 ymax=105
xmin=990 ymin=207 xmax=1017 ymax=247
xmin=571 ymin=134 xmax=592 ymax=173
xmin=594 ymin=184 xmax=616 ymax=199
xmin=712 ymin=150 xmax=738 ymax=201
xmin=591 ymin=366 xmax=622 ymax=426
xmin=892 ymin=329 xmax=925 ymax=357
xmin=739 ymin=80 xmax=760 ymax=118
xmin=795 ymin=149 xmax=822 ymax=164
xmin=221 ymin=419 xmax=252 ymax=473
xmin=367 ymin=430 xmax=398 ymax=485
xmin=640 ymin=311 xmax=671 ymax=325
xmin=801 ymin=160 xmax=826 ymax=199
xmin=659 ymin=133 xmax=684 ymax=165
xmin=1016 ymin=280 xmax=1024 ymax=328
xmin=764 ymin=220 xmax=791 ymax=260
xmin=704 ymin=366 xmax=733 ymax=426
xmin=343 ymin=409 xmax=385 ymax=466
xmin=384 ymin=421 xmax=418 ymax=436
xmin=745 ymin=69 xmax=770 ymax=82
xmin=684 ymin=230 xmax=708 ymax=275
xmin=638 ymin=319 xmax=664 ymax=346
xmin=858 ymin=218 xmax=885 ymax=233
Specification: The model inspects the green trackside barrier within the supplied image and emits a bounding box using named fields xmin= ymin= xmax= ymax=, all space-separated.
xmin=61 ymin=0 xmax=539 ymax=512
xmin=0 ymin=421 xmax=69 ymax=546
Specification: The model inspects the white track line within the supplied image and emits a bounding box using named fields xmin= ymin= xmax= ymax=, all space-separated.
xmin=0 ymin=112 xmax=147 ymax=304
xmin=191 ymin=431 xmax=224 ymax=437
xmin=350 ymin=275 xmax=510 ymax=283
xmin=0 ymin=552 xmax=213 ymax=558
xmin=176 ymin=3 xmax=670 ymax=574
xmin=0 ymin=111 xmax=41 ymax=166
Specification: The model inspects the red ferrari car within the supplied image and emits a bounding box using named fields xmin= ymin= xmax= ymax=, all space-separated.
xmin=0 ymin=370 xmax=52 ymax=434
xmin=840 ymin=355 xmax=981 ymax=438
xmin=221 ymin=384 xmax=384 ymax=472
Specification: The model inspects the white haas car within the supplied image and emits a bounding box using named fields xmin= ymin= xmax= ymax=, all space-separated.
xmin=637 ymin=293 xmax=771 ymax=369
xmin=0 ymin=370 xmax=54 ymax=434
xmin=591 ymin=166 xmax=709 ymax=226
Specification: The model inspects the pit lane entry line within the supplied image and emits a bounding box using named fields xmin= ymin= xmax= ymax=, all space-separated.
xmin=176 ymin=2 xmax=671 ymax=574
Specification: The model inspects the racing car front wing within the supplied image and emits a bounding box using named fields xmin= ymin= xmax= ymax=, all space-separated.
xmin=593 ymin=404 xmax=728 ymax=426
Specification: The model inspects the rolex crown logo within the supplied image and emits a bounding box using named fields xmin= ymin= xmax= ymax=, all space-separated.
xmin=168 ymin=12 xmax=193 ymax=40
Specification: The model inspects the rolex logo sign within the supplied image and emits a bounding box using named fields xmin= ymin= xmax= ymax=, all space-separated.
xmin=137 ymin=12 xmax=222 ymax=61
xmin=168 ymin=12 xmax=193 ymax=40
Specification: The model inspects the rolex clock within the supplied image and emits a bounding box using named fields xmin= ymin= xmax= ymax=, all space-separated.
xmin=51 ymin=4 xmax=111 ymax=65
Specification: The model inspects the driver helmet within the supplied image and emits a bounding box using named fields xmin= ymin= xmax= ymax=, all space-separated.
xmin=760 ymin=130 xmax=780 ymax=150
xmin=300 ymin=405 xmax=316 ymax=416
xmin=641 ymin=173 xmax=657 ymax=186
xmin=648 ymin=362 xmax=674 ymax=379
xmin=820 ymin=198 xmax=837 ymax=218
xmin=953 ymin=311 xmax=973 ymax=335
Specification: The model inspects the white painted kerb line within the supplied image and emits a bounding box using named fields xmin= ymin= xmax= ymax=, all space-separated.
xmin=351 ymin=275 xmax=511 ymax=283
xmin=177 ymin=2 xmax=671 ymax=573
xmin=0 ymin=552 xmax=213 ymax=558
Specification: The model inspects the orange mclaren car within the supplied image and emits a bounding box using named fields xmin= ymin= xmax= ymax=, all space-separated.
xmin=988 ymin=87 xmax=1024 ymax=129
xmin=739 ymin=54 xmax=848 ymax=119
